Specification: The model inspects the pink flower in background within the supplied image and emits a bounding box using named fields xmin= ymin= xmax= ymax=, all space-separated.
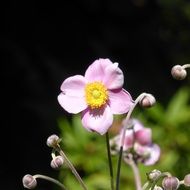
xmin=135 ymin=128 xmax=152 ymax=145
xmin=58 ymin=58 xmax=134 ymax=135
xmin=110 ymin=119 xmax=160 ymax=165
xmin=134 ymin=143 xmax=160 ymax=166
xmin=121 ymin=119 xmax=144 ymax=151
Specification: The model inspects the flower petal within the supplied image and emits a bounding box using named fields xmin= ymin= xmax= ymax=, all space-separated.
xmin=143 ymin=144 xmax=160 ymax=166
xmin=84 ymin=58 xmax=113 ymax=82
xmin=103 ymin=62 xmax=124 ymax=89
xmin=58 ymin=75 xmax=88 ymax=113
xmin=58 ymin=93 xmax=87 ymax=114
xmin=60 ymin=75 xmax=87 ymax=97
xmin=109 ymin=89 xmax=134 ymax=114
xmin=81 ymin=106 xmax=113 ymax=135
xmin=135 ymin=128 xmax=152 ymax=145
xmin=122 ymin=129 xmax=134 ymax=151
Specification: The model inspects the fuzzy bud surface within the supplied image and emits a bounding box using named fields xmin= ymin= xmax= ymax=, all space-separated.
xmin=22 ymin=174 xmax=37 ymax=189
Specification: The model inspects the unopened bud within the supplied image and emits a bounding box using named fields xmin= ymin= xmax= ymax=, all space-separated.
xmin=147 ymin=169 xmax=162 ymax=181
xmin=162 ymin=176 xmax=180 ymax=190
xmin=171 ymin=65 xmax=187 ymax=80
xmin=184 ymin=174 xmax=190 ymax=187
xmin=50 ymin=155 xmax=64 ymax=169
xmin=22 ymin=174 xmax=37 ymax=189
xmin=46 ymin=134 xmax=60 ymax=148
xmin=140 ymin=94 xmax=156 ymax=108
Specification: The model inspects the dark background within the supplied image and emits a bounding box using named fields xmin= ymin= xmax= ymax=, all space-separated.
xmin=1 ymin=0 xmax=190 ymax=189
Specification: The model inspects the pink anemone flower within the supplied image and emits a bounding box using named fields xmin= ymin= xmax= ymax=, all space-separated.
xmin=58 ymin=58 xmax=134 ymax=135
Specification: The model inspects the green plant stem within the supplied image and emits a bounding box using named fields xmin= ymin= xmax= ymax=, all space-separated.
xmin=115 ymin=93 xmax=147 ymax=190
xmin=33 ymin=174 xmax=67 ymax=190
xmin=115 ymin=146 xmax=123 ymax=190
xmin=55 ymin=145 xmax=88 ymax=190
xmin=106 ymin=132 xmax=114 ymax=190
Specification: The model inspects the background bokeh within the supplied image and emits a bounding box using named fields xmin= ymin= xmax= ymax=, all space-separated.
xmin=1 ymin=0 xmax=190 ymax=190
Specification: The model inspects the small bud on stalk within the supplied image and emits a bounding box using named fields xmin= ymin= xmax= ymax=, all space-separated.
xmin=22 ymin=174 xmax=37 ymax=189
xmin=148 ymin=169 xmax=162 ymax=181
xmin=184 ymin=174 xmax=190 ymax=187
xmin=171 ymin=65 xmax=187 ymax=80
xmin=139 ymin=93 xmax=156 ymax=108
xmin=46 ymin=134 xmax=60 ymax=148
xmin=162 ymin=176 xmax=180 ymax=190
xmin=51 ymin=155 xmax=64 ymax=170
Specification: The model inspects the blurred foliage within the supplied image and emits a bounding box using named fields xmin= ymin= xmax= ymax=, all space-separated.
xmin=57 ymin=86 xmax=190 ymax=190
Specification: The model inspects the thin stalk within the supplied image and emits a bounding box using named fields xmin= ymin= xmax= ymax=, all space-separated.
xmin=55 ymin=145 xmax=88 ymax=190
xmin=115 ymin=93 xmax=147 ymax=190
xmin=106 ymin=132 xmax=114 ymax=190
xmin=182 ymin=64 xmax=190 ymax=69
xmin=124 ymin=155 xmax=141 ymax=190
xmin=115 ymin=146 xmax=123 ymax=190
xmin=33 ymin=174 xmax=67 ymax=190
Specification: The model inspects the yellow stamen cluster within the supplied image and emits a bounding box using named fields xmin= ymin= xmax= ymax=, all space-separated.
xmin=85 ymin=82 xmax=108 ymax=109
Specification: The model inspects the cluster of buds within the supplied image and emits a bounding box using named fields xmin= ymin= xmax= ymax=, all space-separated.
xmin=110 ymin=119 xmax=160 ymax=166
xmin=145 ymin=170 xmax=190 ymax=190
xmin=47 ymin=134 xmax=64 ymax=170
xmin=22 ymin=135 xmax=65 ymax=189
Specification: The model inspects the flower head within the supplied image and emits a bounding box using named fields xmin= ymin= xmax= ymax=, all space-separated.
xmin=58 ymin=58 xmax=134 ymax=135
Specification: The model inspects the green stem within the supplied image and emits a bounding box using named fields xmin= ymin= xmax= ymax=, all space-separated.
xmin=115 ymin=146 xmax=123 ymax=190
xmin=106 ymin=132 xmax=114 ymax=190
xmin=33 ymin=174 xmax=67 ymax=190
xmin=55 ymin=145 xmax=88 ymax=190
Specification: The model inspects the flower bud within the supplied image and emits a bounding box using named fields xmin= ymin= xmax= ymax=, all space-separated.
xmin=171 ymin=65 xmax=187 ymax=80
xmin=50 ymin=155 xmax=64 ymax=169
xmin=162 ymin=176 xmax=180 ymax=190
xmin=184 ymin=174 xmax=190 ymax=187
xmin=147 ymin=169 xmax=162 ymax=181
xmin=140 ymin=94 xmax=156 ymax=108
xmin=46 ymin=134 xmax=60 ymax=148
xmin=22 ymin=174 xmax=37 ymax=189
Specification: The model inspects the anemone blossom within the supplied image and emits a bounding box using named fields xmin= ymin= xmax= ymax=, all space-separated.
xmin=58 ymin=58 xmax=134 ymax=135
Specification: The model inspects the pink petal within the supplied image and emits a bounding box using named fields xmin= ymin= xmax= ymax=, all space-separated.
xmin=84 ymin=58 xmax=113 ymax=82
xmin=134 ymin=143 xmax=160 ymax=166
xmin=132 ymin=119 xmax=144 ymax=132
xmin=135 ymin=128 xmax=152 ymax=145
xmin=81 ymin=106 xmax=113 ymax=135
xmin=143 ymin=144 xmax=160 ymax=166
xmin=58 ymin=93 xmax=87 ymax=114
xmin=123 ymin=129 xmax=134 ymax=151
xmin=109 ymin=89 xmax=134 ymax=114
xmin=103 ymin=62 xmax=124 ymax=90
xmin=60 ymin=75 xmax=87 ymax=97
xmin=58 ymin=75 xmax=87 ymax=113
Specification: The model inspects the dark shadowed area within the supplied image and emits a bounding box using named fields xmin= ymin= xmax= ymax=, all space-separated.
xmin=1 ymin=0 xmax=190 ymax=189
